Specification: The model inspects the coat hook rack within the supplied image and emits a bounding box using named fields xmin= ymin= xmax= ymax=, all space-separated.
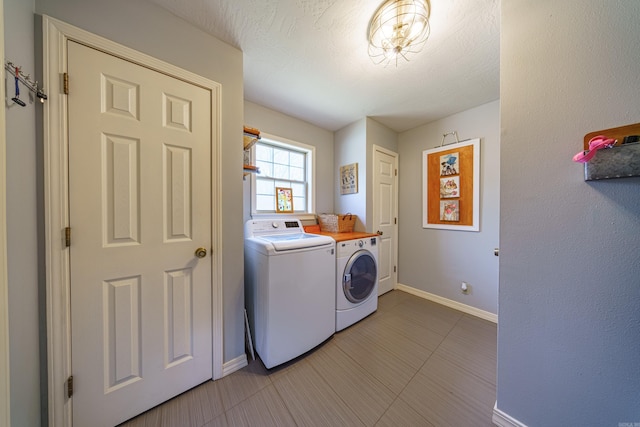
xmin=4 ymin=60 xmax=48 ymax=104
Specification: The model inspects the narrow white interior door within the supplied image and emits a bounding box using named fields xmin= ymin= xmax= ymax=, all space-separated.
xmin=68 ymin=40 xmax=213 ymax=426
xmin=373 ymin=147 xmax=398 ymax=295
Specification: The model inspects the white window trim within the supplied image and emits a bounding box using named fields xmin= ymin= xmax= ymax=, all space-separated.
xmin=250 ymin=132 xmax=316 ymax=220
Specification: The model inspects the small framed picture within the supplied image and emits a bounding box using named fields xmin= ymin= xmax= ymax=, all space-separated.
xmin=340 ymin=163 xmax=358 ymax=195
xmin=440 ymin=176 xmax=460 ymax=198
xmin=275 ymin=187 xmax=293 ymax=213
xmin=440 ymin=200 xmax=460 ymax=221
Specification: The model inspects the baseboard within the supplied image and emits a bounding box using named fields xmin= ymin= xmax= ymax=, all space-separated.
xmin=221 ymin=353 xmax=248 ymax=377
xmin=492 ymin=402 xmax=528 ymax=427
xmin=395 ymin=283 xmax=498 ymax=323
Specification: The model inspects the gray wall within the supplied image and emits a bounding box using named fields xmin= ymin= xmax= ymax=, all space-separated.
xmin=397 ymin=101 xmax=500 ymax=314
xmin=334 ymin=119 xmax=367 ymax=231
xmin=334 ymin=117 xmax=397 ymax=232
xmin=4 ymin=0 xmax=41 ymax=426
xmin=243 ymin=100 xmax=335 ymax=221
xmin=366 ymin=118 xmax=398 ymax=155
xmin=498 ymin=1 xmax=640 ymax=425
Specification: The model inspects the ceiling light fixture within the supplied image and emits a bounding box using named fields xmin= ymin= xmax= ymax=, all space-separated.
xmin=368 ymin=0 xmax=431 ymax=66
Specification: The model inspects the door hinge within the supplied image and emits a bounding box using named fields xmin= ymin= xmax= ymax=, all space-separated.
xmin=395 ymin=169 xmax=397 ymax=176
xmin=63 ymin=73 xmax=69 ymax=95
xmin=65 ymin=227 xmax=71 ymax=247
xmin=394 ymin=266 xmax=397 ymax=273
xmin=394 ymin=217 xmax=397 ymax=225
xmin=67 ymin=375 xmax=73 ymax=398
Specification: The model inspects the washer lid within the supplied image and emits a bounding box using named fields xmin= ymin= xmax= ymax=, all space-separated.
xmin=256 ymin=233 xmax=334 ymax=251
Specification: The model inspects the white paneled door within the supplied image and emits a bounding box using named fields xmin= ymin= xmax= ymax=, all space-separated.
xmin=373 ymin=146 xmax=398 ymax=295
xmin=68 ymin=41 xmax=213 ymax=426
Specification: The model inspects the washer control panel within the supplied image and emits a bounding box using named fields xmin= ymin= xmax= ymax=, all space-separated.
xmin=337 ymin=237 xmax=378 ymax=257
xmin=246 ymin=219 xmax=303 ymax=236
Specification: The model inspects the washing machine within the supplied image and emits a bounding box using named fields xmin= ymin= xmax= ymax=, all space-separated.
xmin=244 ymin=219 xmax=336 ymax=369
xmin=336 ymin=236 xmax=378 ymax=331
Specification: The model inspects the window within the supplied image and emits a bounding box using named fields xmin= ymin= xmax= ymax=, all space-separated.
xmin=251 ymin=134 xmax=315 ymax=215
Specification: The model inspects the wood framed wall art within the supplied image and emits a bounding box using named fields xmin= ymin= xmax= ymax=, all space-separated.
xmin=422 ymin=138 xmax=480 ymax=231
xmin=340 ymin=162 xmax=358 ymax=195
xmin=275 ymin=187 xmax=293 ymax=213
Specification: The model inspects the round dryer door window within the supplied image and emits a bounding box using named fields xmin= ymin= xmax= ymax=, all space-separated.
xmin=343 ymin=250 xmax=377 ymax=303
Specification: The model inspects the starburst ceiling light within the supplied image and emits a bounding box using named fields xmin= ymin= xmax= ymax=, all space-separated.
xmin=368 ymin=0 xmax=431 ymax=66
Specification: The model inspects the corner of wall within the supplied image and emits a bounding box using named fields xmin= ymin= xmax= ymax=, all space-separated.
xmin=0 ymin=1 xmax=12 ymax=424
xmin=493 ymin=403 xmax=528 ymax=427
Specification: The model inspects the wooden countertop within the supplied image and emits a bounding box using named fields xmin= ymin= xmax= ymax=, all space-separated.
xmin=309 ymin=231 xmax=378 ymax=242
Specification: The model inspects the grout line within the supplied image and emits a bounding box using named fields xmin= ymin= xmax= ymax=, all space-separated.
xmin=307 ymin=341 xmax=395 ymax=427
xmin=374 ymin=300 xmax=466 ymax=421
xmin=268 ymin=361 xmax=302 ymax=427
xmin=121 ymin=291 xmax=495 ymax=427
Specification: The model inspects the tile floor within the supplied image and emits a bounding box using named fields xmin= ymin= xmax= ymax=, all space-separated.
xmin=120 ymin=290 xmax=497 ymax=426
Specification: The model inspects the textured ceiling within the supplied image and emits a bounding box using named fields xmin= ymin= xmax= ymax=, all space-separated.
xmin=146 ymin=0 xmax=500 ymax=132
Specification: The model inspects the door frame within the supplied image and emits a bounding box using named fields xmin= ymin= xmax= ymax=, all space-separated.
xmin=42 ymin=16 xmax=224 ymax=427
xmin=371 ymin=145 xmax=399 ymax=293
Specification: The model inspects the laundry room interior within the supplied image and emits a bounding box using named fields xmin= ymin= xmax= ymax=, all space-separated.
xmin=3 ymin=0 xmax=640 ymax=426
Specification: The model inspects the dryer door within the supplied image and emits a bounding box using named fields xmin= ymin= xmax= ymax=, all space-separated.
xmin=343 ymin=250 xmax=377 ymax=303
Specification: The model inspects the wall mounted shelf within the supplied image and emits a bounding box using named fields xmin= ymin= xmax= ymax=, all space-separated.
xmin=582 ymin=122 xmax=640 ymax=181
xmin=584 ymin=142 xmax=640 ymax=181
xmin=243 ymin=126 xmax=261 ymax=179
xmin=243 ymin=164 xmax=260 ymax=173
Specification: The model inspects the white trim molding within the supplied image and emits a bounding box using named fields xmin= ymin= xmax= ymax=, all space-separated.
xmin=43 ymin=15 xmax=224 ymax=427
xmin=493 ymin=402 xmax=529 ymax=427
xmin=222 ymin=354 xmax=248 ymax=377
xmin=395 ymin=283 xmax=498 ymax=323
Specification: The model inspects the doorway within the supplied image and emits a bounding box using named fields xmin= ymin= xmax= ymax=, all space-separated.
xmin=43 ymin=17 xmax=223 ymax=427
xmin=372 ymin=145 xmax=398 ymax=295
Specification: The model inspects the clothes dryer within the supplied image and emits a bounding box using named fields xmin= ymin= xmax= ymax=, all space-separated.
xmin=336 ymin=236 xmax=378 ymax=331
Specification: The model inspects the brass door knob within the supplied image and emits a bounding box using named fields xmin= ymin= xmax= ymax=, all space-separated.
xmin=195 ymin=247 xmax=208 ymax=258
xmin=377 ymin=230 xmax=383 ymax=235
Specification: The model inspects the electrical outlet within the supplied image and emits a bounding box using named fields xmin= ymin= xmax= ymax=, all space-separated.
xmin=461 ymin=281 xmax=470 ymax=294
